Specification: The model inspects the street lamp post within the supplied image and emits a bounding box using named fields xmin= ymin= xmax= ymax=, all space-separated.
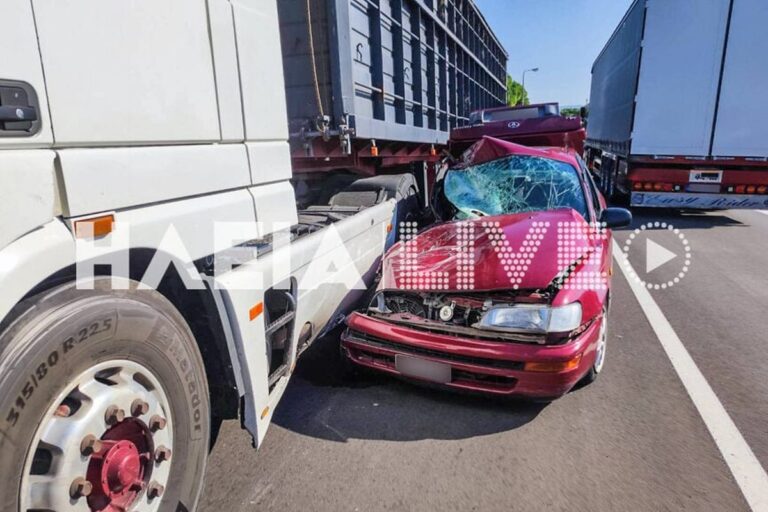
xmin=521 ymin=67 xmax=539 ymax=104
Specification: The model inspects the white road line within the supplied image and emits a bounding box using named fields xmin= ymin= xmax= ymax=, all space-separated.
xmin=612 ymin=241 xmax=768 ymax=512
xmin=757 ymin=210 xmax=768 ymax=217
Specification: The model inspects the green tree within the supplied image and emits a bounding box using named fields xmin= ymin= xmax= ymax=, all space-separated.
xmin=506 ymin=75 xmax=529 ymax=106
xmin=561 ymin=105 xmax=588 ymax=120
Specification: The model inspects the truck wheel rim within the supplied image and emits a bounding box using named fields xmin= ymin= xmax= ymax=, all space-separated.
xmin=20 ymin=360 xmax=174 ymax=512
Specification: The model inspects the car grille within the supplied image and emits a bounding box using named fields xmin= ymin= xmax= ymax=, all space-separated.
xmin=344 ymin=329 xmax=525 ymax=371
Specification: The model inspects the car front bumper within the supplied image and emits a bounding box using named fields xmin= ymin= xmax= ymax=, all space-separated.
xmin=341 ymin=312 xmax=603 ymax=398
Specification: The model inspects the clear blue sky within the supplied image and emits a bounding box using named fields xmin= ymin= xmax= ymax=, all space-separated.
xmin=474 ymin=0 xmax=635 ymax=106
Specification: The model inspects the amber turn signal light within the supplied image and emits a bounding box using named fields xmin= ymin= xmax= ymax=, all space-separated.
xmin=524 ymin=354 xmax=582 ymax=373
xmin=74 ymin=214 xmax=114 ymax=239
xmin=249 ymin=302 xmax=264 ymax=321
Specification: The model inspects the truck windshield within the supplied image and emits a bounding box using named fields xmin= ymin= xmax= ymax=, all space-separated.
xmin=443 ymin=155 xmax=588 ymax=219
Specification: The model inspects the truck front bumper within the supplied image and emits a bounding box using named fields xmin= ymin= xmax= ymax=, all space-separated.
xmin=631 ymin=191 xmax=768 ymax=209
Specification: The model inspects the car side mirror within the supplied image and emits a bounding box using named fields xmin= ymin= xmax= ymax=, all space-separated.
xmin=599 ymin=207 xmax=632 ymax=229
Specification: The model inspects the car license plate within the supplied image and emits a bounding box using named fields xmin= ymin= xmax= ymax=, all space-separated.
xmin=395 ymin=355 xmax=452 ymax=384
xmin=689 ymin=170 xmax=723 ymax=184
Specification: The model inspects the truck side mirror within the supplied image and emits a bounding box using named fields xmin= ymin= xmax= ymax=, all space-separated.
xmin=600 ymin=207 xmax=632 ymax=228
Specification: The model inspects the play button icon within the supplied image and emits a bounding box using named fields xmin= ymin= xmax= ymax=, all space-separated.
xmin=620 ymin=221 xmax=692 ymax=291
xmin=646 ymin=239 xmax=677 ymax=273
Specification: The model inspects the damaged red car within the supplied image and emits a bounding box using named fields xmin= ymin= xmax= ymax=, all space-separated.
xmin=341 ymin=137 xmax=632 ymax=399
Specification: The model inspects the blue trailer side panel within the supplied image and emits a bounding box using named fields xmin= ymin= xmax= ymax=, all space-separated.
xmin=585 ymin=0 xmax=645 ymax=156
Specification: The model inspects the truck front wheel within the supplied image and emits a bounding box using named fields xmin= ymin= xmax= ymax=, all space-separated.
xmin=0 ymin=279 xmax=210 ymax=512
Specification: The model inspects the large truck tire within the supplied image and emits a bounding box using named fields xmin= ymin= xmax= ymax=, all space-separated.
xmin=0 ymin=278 xmax=210 ymax=512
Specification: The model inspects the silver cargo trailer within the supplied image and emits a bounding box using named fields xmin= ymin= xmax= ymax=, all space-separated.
xmin=585 ymin=0 xmax=768 ymax=209
xmin=278 ymin=0 xmax=508 ymax=175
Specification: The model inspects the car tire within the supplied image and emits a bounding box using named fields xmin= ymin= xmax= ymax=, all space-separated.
xmin=0 ymin=278 xmax=210 ymax=512
xmin=582 ymin=308 xmax=608 ymax=385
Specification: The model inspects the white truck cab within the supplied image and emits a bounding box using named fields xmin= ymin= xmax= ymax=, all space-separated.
xmin=0 ymin=2 xmax=397 ymax=510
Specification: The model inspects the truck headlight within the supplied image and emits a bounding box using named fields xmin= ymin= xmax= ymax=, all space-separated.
xmin=474 ymin=303 xmax=582 ymax=334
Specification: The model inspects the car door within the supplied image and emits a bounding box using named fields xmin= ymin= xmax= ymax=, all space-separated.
xmin=578 ymin=155 xmax=613 ymax=290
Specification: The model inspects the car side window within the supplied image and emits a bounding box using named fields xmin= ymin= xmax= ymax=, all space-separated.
xmin=578 ymin=155 xmax=603 ymax=217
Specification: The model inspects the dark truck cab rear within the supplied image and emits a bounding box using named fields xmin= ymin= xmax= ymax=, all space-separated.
xmin=449 ymin=103 xmax=586 ymax=157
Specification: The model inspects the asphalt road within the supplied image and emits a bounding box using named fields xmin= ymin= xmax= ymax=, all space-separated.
xmin=199 ymin=208 xmax=768 ymax=511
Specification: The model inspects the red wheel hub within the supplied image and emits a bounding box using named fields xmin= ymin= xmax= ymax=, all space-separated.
xmin=86 ymin=419 xmax=153 ymax=512
xmin=103 ymin=441 xmax=142 ymax=494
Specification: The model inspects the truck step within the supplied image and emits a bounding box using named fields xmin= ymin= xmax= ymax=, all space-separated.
xmin=265 ymin=311 xmax=295 ymax=337
xmin=268 ymin=364 xmax=289 ymax=387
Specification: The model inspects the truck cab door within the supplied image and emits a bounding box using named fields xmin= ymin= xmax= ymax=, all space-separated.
xmin=0 ymin=0 xmax=57 ymax=249
xmin=0 ymin=0 xmax=52 ymax=145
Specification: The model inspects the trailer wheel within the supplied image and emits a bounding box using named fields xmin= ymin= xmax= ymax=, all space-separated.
xmin=0 ymin=278 xmax=210 ymax=512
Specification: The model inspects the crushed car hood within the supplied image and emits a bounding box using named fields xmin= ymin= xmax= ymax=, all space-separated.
xmin=381 ymin=208 xmax=596 ymax=292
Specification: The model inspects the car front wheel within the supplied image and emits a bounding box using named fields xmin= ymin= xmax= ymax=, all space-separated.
xmin=582 ymin=308 xmax=608 ymax=385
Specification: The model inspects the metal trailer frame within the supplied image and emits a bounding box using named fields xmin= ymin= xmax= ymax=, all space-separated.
xmin=279 ymin=0 xmax=508 ymax=173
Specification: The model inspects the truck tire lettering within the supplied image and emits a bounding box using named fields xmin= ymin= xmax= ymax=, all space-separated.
xmin=22 ymin=382 xmax=34 ymax=401
xmin=5 ymin=316 xmax=116 ymax=430
xmin=35 ymin=363 xmax=47 ymax=381
xmin=6 ymin=408 xmax=19 ymax=427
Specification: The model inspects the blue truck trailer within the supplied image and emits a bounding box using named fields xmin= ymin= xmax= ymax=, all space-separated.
xmin=585 ymin=0 xmax=768 ymax=209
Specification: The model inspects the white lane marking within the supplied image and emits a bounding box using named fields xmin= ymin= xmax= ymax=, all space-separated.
xmin=757 ymin=210 xmax=768 ymax=217
xmin=612 ymin=241 xmax=768 ymax=512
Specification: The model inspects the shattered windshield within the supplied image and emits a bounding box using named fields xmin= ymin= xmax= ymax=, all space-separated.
xmin=443 ymin=155 xmax=588 ymax=220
